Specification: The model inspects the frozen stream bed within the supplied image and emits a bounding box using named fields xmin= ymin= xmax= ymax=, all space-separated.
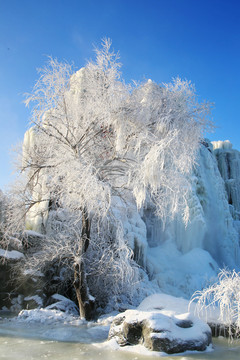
xmin=1 ymin=311 xmax=240 ymax=360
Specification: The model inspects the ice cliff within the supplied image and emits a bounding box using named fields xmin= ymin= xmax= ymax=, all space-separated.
xmin=212 ymin=141 xmax=240 ymax=225
xmin=143 ymin=140 xmax=240 ymax=298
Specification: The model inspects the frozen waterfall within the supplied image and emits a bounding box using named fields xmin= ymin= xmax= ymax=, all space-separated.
xmin=142 ymin=140 xmax=240 ymax=298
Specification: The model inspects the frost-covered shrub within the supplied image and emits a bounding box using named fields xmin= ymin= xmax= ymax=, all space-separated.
xmin=190 ymin=269 xmax=240 ymax=338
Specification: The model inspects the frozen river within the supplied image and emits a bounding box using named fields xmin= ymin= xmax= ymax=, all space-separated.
xmin=1 ymin=312 xmax=240 ymax=360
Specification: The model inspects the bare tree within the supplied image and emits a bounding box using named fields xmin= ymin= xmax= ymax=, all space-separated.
xmin=4 ymin=39 xmax=212 ymax=319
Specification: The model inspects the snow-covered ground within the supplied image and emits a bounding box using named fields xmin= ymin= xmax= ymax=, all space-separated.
xmin=1 ymin=293 xmax=239 ymax=359
xmin=0 ymin=294 xmax=219 ymax=354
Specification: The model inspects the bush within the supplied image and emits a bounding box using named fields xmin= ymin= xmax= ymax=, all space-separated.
xmin=190 ymin=269 xmax=240 ymax=339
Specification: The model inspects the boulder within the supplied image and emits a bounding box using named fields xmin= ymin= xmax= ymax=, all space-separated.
xmin=108 ymin=309 xmax=212 ymax=354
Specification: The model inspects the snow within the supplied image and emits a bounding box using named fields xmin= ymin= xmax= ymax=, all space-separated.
xmin=17 ymin=308 xmax=77 ymax=324
xmin=0 ymin=248 xmax=24 ymax=260
xmin=98 ymin=339 xmax=213 ymax=357
xmin=46 ymin=294 xmax=79 ymax=315
xmin=6 ymin=293 xmax=214 ymax=356
xmin=103 ymin=293 xmax=213 ymax=355
xmin=138 ymin=293 xmax=190 ymax=313
xmin=138 ymin=293 xmax=222 ymax=325
xmin=212 ymin=140 xmax=233 ymax=150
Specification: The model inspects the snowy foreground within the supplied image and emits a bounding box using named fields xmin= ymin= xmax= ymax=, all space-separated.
xmin=1 ymin=293 xmax=222 ymax=356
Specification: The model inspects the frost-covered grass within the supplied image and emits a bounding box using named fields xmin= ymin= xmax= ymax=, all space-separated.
xmin=190 ymin=269 xmax=240 ymax=339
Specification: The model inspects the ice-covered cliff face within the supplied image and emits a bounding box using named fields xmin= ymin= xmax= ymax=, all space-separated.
xmin=212 ymin=141 xmax=240 ymax=220
xmin=212 ymin=140 xmax=240 ymax=254
xmin=143 ymin=140 xmax=240 ymax=298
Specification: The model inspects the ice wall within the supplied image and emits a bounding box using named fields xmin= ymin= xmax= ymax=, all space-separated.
xmin=212 ymin=140 xmax=240 ymax=242
xmin=212 ymin=140 xmax=240 ymax=219
xmin=143 ymin=140 xmax=240 ymax=298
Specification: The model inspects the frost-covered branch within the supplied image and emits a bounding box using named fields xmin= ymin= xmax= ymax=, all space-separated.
xmin=190 ymin=269 xmax=240 ymax=339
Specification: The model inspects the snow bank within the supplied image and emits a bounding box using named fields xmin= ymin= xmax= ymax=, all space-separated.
xmin=17 ymin=308 xmax=77 ymax=324
xmin=107 ymin=293 xmax=212 ymax=354
xmin=46 ymin=294 xmax=79 ymax=315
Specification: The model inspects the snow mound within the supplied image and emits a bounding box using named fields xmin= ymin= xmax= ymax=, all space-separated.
xmin=138 ymin=293 xmax=189 ymax=314
xmin=46 ymin=294 xmax=79 ymax=315
xmin=17 ymin=308 xmax=77 ymax=324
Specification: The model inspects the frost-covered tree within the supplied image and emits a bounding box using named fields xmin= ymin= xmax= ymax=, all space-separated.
xmin=5 ymin=39 xmax=211 ymax=319
xmin=190 ymin=269 xmax=240 ymax=339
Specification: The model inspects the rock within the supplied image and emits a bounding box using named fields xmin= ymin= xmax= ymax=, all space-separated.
xmin=108 ymin=309 xmax=212 ymax=354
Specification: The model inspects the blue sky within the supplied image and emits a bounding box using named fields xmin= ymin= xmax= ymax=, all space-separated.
xmin=0 ymin=0 xmax=239 ymax=190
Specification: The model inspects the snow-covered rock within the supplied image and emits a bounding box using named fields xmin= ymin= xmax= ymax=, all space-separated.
xmin=108 ymin=294 xmax=212 ymax=354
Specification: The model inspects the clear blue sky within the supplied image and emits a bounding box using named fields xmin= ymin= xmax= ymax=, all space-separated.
xmin=0 ymin=0 xmax=239 ymax=190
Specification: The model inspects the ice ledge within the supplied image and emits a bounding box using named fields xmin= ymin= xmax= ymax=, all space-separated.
xmin=211 ymin=140 xmax=233 ymax=150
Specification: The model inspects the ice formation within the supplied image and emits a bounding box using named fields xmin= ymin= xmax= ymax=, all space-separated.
xmin=213 ymin=140 xmax=240 ymax=224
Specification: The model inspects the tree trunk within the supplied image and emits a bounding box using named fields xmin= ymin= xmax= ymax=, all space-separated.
xmin=73 ymin=207 xmax=95 ymax=320
xmin=73 ymin=261 xmax=94 ymax=320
